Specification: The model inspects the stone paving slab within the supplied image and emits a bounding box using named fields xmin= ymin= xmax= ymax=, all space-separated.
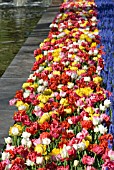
xmin=0 ymin=78 xmax=26 ymax=92
xmin=0 ymin=110 xmax=15 ymax=149
xmin=0 ymin=3 xmax=61 ymax=148
xmin=0 ymin=92 xmax=17 ymax=111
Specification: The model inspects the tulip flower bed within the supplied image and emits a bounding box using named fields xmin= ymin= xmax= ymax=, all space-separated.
xmin=0 ymin=0 xmax=114 ymax=169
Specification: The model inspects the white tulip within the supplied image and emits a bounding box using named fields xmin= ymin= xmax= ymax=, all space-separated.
xmin=48 ymin=74 xmax=53 ymax=79
xmin=83 ymin=65 xmax=88 ymax=70
xmin=73 ymin=144 xmax=78 ymax=150
xmin=73 ymin=42 xmax=77 ymax=45
xmin=66 ymin=146 xmax=71 ymax=151
xmin=49 ymin=23 xmax=54 ymax=28
xmin=52 ymin=34 xmax=57 ymax=38
xmin=74 ymin=48 xmax=78 ymax=52
xmin=28 ymin=74 xmax=36 ymax=81
xmin=78 ymin=142 xmax=86 ymax=150
xmin=60 ymin=145 xmax=68 ymax=158
xmin=44 ymin=51 xmax=48 ymax=56
xmin=98 ymin=124 xmax=107 ymax=134
xmin=89 ymin=50 xmax=93 ymax=55
xmin=37 ymin=86 xmax=45 ymax=93
xmin=39 ymin=66 xmax=44 ymax=72
xmin=67 ymin=129 xmax=73 ymax=133
xmin=69 ymin=44 xmax=73 ymax=48
xmin=71 ymin=73 xmax=77 ymax=79
xmin=59 ymin=28 xmax=63 ymax=32
xmin=104 ymin=99 xmax=111 ymax=108
xmin=94 ymin=126 xmax=99 ymax=133
xmin=92 ymin=22 xmax=96 ymax=26
xmin=68 ymin=54 xmax=72 ymax=58
xmin=92 ymin=117 xmax=101 ymax=126
xmin=94 ymin=49 xmax=98 ymax=55
xmin=100 ymin=104 xmax=106 ymax=111
xmin=38 ymin=79 xmax=43 ymax=85
xmin=84 ymin=76 xmax=91 ymax=82
xmin=67 ymin=82 xmax=74 ymax=89
xmin=27 ymin=140 xmax=32 ymax=148
xmin=91 ymin=16 xmax=97 ymax=21
xmin=54 ymin=24 xmax=58 ymax=28
xmin=11 ymin=127 xmax=19 ymax=136
xmin=4 ymin=137 xmax=12 ymax=144
xmin=83 ymin=116 xmax=89 ymax=120
xmin=21 ymin=138 xmax=27 ymax=146
xmin=69 ymin=49 xmax=74 ymax=53
xmin=58 ymin=84 xmax=63 ymax=89
xmin=43 ymin=81 xmax=48 ymax=87
xmin=65 ymin=61 xmax=70 ymax=66
xmin=25 ymin=159 xmax=34 ymax=166
xmin=23 ymin=91 xmax=30 ymax=98
xmin=36 ymin=156 xmax=44 ymax=164
xmin=5 ymin=164 xmax=12 ymax=170
xmin=22 ymin=132 xmax=31 ymax=139
xmin=57 ymin=32 xmax=65 ymax=38
xmin=74 ymin=160 xmax=79 ymax=167
xmin=68 ymin=118 xmax=73 ymax=124
xmin=42 ymin=138 xmax=51 ymax=145
xmin=6 ymin=144 xmax=15 ymax=151
xmin=2 ymin=152 xmax=10 ymax=161
xmin=18 ymin=105 xmax=26 ymax=111
xmin=86 ymin=27 xmax=90 ymax=31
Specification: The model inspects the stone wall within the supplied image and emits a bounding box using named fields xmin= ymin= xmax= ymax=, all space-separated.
xmin=52 ymin=0 xmax=63 ymax=6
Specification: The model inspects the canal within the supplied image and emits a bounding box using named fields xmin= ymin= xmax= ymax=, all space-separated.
xmin=0 ymin=2 xmax=45 ymax=77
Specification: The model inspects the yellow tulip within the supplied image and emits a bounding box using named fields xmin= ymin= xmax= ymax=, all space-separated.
xmin=43 ymin=89 xmax=52 ymax=95
xmin=64 ymin=29 xmax=70 ymax=35
xmin=16 ymin=101 xmax=24 ymax=107
xmin=64 ymin=108 xmax=72 ymax=114
xmin=75 ymin=87 xmax=93 ymax=97
xmin=93 ymin=76 xmax=102 ymax=84
xmin=51 ymin=39 xmax=56 ymax=44
xmin=44 ymin=67 xmax=52 ymax=71
xmin=69 ymin=66 xmax=78 ymax=71
xmin=85 ymin=135 xmax=92 ymax=142
xmin=39 ymin=113 xmax=50 ymax=124
xmin=38 ymin=94 xmax=50 ymax=103
xmin=22 ymin=82 xmax=32 ymax=89
xmin=77 ymin=69 xmax=86 ymax=75
xmin=34 ymin=144 xmax=47 ymax=155
xmin=84 ymin=107 xmax=94 ymax=115
xmin=82 ymin=139 xmax=90 ymax=149
xmin=50 ymin=148 xmax=60 ymax=156
xmin=60 ymin=98 xmax=69 ymax=106
xmin=36 ymin=54 xmax=43 ymax=61
xmin=53 ymin=71 xmax=60 ymax=75
xmin=38 ymin=103 xmax=44 ymax=108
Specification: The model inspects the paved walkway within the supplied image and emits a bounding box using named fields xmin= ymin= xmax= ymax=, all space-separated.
xmin=0 ymin=1 xmax=62 ymax=150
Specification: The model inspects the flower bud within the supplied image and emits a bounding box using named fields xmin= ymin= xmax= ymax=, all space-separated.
xmin=74 ymin=160 xmax=79 ymax=167
xmin=4 ymin=137 xmax=12 ymax=144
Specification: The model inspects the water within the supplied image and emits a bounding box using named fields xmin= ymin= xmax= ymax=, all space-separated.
xmin=0 ymin=3 xmax=45 ymax=77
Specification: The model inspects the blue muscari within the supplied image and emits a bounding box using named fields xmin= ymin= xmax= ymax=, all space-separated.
xmin=95 ymin=0 xmax=114 ymax=153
